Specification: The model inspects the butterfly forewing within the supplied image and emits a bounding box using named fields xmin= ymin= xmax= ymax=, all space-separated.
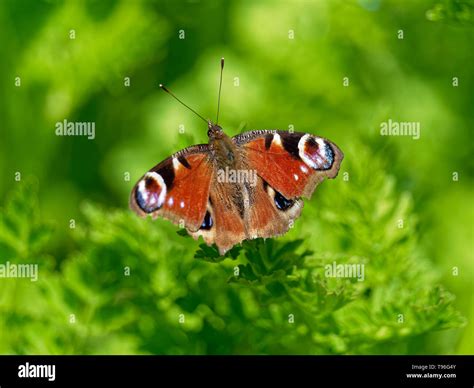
xmin=233 ymin=130 xmax=344 ymax=199
xmin=130 ymin=144 xmax=213 ymax=232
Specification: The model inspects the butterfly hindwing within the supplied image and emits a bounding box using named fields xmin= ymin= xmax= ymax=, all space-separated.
xmin=188 ymin=181 xmax=247 ymax=254
xmin=244 ymin=176 xmax=304 ymax=241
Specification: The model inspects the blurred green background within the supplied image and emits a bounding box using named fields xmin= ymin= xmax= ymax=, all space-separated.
xmin=0 ymin=0 xmax=472 ymax=354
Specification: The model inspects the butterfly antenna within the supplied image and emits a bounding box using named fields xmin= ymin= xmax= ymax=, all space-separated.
xmin=159 ymin=84 xmax=208 ymax=124
xmin=216 ymin=57 xmax=224 ymax=125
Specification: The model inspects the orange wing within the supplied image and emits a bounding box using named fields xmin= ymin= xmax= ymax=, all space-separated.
xmin=233 ymin=130 xmax=343 ymax=199
xmin=130 ymin=145 xmax=213 ymax=232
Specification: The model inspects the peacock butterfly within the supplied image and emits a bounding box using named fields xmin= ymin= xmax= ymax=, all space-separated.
xmin=130 ymin=59 xmax=344 ymax=254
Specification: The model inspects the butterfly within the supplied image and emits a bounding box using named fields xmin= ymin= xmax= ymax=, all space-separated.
xmin=130 ymin=59 xmax=343 ymax=255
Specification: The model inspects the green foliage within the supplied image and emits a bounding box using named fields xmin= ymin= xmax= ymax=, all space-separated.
xmin=426 ymin=0 xmax=474 ymax=24
xmin=0 ymin=179 xmax=54 ymax=261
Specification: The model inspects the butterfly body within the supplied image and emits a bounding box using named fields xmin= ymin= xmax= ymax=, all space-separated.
xmin=130 ymin=122 xmax=343 ymax=254
xmin=208 ymin=125 xmax=241 ymax=169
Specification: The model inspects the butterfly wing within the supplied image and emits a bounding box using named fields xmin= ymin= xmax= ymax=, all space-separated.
xmin=130 ymin=144 xmax=213 ymax=232
xmin=233 ymin=130 xmax=343 ymax=199
xmin=130 ymin=142 xmax=248 ymax=254
xmin=187 ymin=181 xmax=247 ymax=255
xmin=244 ymin=176 xmax=304 ymax=241
xmin=232 ymin=130 xmax=343 ymax=242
